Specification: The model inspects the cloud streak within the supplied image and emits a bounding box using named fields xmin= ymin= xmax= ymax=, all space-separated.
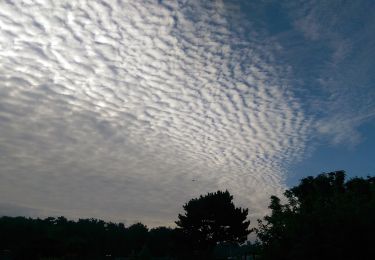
xmin=284 ymin=0 xmax=375 ymax=145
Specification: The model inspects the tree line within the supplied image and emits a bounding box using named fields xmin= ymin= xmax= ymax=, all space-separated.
xmin=0 ymin=170 xmax=374 ymax=259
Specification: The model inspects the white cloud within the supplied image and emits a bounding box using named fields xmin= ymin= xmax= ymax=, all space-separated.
xmin=0 ymin=0 xmax=310 ymax=226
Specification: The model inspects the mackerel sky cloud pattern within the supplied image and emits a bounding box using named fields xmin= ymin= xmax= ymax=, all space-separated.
xmin=0 ymin=0 xmax=374 ymax=227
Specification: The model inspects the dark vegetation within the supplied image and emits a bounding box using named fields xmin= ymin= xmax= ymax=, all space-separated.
xmin=256 ymin=171 xmax=375 ymax=260
xmin=0 ymin=191 xmax=252 ymax=260
xmin=176 ymin=190 xmax=251 ymax=258
xmin=0 ymin=171 xmax=374 ymax=259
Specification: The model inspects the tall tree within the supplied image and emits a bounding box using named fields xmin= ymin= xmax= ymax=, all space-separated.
xmin=256 ymin=171 xmax=375 ymax=260
xmin=176 ymin=190 xmax=251 ymax=258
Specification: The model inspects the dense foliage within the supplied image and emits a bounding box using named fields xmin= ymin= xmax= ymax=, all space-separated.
xmin=256 ymin=171 xmax=375 ymax=260
xmin=0 ymin=216 xmax=178 ymax=259
xmin=176 ymin=190 xmax=251 ymax=258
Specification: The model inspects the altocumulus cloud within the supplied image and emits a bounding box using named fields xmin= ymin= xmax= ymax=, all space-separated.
xmin=0 ymin=0 xmax=311 ymax=226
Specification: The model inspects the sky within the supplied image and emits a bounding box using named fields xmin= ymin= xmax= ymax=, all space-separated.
xmin=0 ymin=0 xmax=374 ymax=228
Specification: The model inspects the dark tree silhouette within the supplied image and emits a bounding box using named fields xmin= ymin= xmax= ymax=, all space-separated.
xmin=256 ymin=171 xmax=375 ymax=260
xmin=148 ymin=227 xmax=176 ymax=257
xmin=0 ymin=217 xmax=137 ymax=259
xmin=3 ymin=171 xmax=373 ymax=259
xmin=176 ymin=190 xmax=251 ymax=258
xmin=125 ymin=222 xmax=148 ymax=255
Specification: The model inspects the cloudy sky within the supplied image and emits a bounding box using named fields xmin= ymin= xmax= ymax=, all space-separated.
xmin=0 ymin=0 xmax=374 ymax=227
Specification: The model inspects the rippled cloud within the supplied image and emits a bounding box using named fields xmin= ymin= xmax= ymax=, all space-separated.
xmin=3 ymin=0 xmax=371 ymax=227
